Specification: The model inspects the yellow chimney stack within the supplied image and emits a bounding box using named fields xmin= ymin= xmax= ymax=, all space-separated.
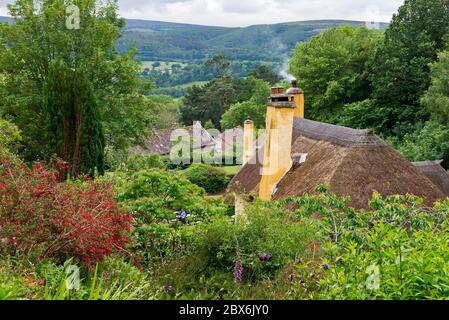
xmin=259 ymin=87 xmax=296 ymax=201
xmin=243 ymin=120 xmax=255 ymax=165
xmin=287 ymin=79 xmax=305 ymax=118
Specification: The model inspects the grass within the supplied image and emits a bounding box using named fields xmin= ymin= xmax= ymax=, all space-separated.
xmin=178 ymin=81 xmax=209 ymax=88
xmin=221 ymin=166 xmax=241 ymax=177
xmin=140 ymin=61 xmax=189 ymax=72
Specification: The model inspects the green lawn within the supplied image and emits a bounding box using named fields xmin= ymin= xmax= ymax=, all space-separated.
xmin=222 ymin=165 xmax=241 ymax=176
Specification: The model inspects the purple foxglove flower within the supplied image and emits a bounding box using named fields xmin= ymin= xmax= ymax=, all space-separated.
xmin=234 ymin=256 xmax=243 ymax=283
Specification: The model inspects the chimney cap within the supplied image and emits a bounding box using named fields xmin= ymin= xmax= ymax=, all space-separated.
xmin=244 ymin=119 xmax=254 ymax=124
xmin=287 ymin=79 xmax=304 ymax=94
xmin=271 ymin=87 xmax=285 ymax=95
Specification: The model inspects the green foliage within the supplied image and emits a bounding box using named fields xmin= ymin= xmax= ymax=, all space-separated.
xmin=205 ymin=56 xmax=231 ymax=78
xmin=125 ymin=153 xmax=166 ymax=172
xmin=422 ymin=50 xmax=449 ymax=125
xmin=312 ymin=194 xmax=449 ymax=300
xmin=142 ymin=60 xmax=266 ymax=94
xmin=35 ymin=257 xmax=152 ymax=300
xmin=369 ymin=0 xmax=449 ymax=138
xmin=220 ymin=101 xmax=265 ymax=130
xmin=338 ymin=99 xmax=394 ymax=133
xmin=117 ymin=19 xmax=377 ymax=63
xmin=147 ymin=95 xmax=181 ymax=129
xmin=249 ymin=65 xmax=281 ymax=85
xmin=2 ymin=186 xmax=449 ymax=300
xmin=0 ymin=118 xmax=21 ymax=152
xmin=289 ymin=26 xmax=382 ymax=122
xmin=117 ymin=169 xmax=208 ymax=223
xmin=180 ymin=76 xmax=256 ymax=130
xmin=114 ymin=168 xmax=231 ymax=267
xmin=182 ymin=164 xmax=230 ymax=194
xmin=0 ymin=260 xmax=36 ymax=300
xmin=156 ymin=200 xmax=323 ymax=298
xmin=0 ymin=0 xmax=152 ymax=175
xmin=392 ymin=121 xmax=449 ymax=167
xmin=220 ymin=77 xmax=271 ymax=129
xmin=44 ymin=58 xmax=105 ymax=177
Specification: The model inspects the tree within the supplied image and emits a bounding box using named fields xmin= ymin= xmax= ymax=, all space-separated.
xmin=204 ymin=55 xmax=231 ymax=78
xmin=421 ymin=50 xmax=449 ymax=125
xmin=0 ymin=0 xmax=151 ymax=177
xmin=249 ymin=65 xmax=280 ymax=85
xmin=370 ymin=0 xmax=449 ymax=138
xmin=392 ymin=49 xmax=449 ymax=169
xmin=394 ymin=121 xmax=449 ymax=168
xmin=0 ymin=118 xmax=21 ymax=152
xmin=146 ymin=95 xmax=180 ymax=129
xmin=180 ymin=76 xmax=255 ymax=130
xmin=221 ymin=77 xmax=270 ymax=129
xmin=289 ymin=26 xmax=382 ymax=123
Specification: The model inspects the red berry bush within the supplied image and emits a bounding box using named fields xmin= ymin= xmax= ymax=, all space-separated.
xmin=0 ymin=152 xmax=132 ymax=264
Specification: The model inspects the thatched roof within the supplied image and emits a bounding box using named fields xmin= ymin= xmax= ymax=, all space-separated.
xmin=413 ymin=160 xmax=449 ymax=197
xmin=131 ymin=123 xmax=216 ymax=156
xmin=228 ymin=118 xmax=446 ymax=209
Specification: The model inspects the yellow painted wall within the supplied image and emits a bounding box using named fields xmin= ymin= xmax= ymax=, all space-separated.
xmin=259 ymin=106 xmax=295 ymax=200
xmin=243 ymin=120 xmax=254 ymax=165
xmin=293 ymin=93 xmax=305 ymax=118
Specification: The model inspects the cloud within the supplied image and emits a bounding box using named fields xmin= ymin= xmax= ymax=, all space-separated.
xmin=0 ymin=0 xmax=404 ymax=27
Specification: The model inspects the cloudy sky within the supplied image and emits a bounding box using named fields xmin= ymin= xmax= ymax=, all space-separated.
xmin=0 ymin=0 xmax=404 ymax=27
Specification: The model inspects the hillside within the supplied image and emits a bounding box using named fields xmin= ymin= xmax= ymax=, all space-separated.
xmin=0 ymin=16 xmax=387 ymax=62
xmin=118 ymin=19 xmax=388 ymax=62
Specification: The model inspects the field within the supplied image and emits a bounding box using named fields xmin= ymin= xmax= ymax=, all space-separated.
xmin=140 ymin=61 xmax=189 ymax=72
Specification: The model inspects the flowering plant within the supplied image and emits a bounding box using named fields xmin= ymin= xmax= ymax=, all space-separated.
xmin=0 ymin=152 xmax=133 ymax=264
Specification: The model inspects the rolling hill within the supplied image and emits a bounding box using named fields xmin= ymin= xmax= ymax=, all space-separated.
xmin=118 ymin=19 xmax=388 ymax=62
xmin=0 ymin=16 xmax=387 ymax=63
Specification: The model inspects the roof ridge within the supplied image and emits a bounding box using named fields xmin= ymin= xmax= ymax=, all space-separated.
xmin=412 ymin=160 xmax=444 ymax=167
xmin=293 ymin=117 xmax=386 ymax=147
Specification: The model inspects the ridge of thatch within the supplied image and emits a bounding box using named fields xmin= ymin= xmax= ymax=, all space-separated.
xmin=413 ymin=160 xmax=449 ymax=197
xmin=413 ymin=160 xmax=444 ymax=167
xmin=292 ymin=118 xmax=387 ymax=147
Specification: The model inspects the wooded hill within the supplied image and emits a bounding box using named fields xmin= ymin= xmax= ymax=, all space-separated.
xmin=0 ymin=15 xmax=388 ymax=62
xmin=117 ymin=19 xmax=388 ymax=62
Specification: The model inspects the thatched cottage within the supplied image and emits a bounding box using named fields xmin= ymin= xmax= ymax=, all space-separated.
xmin=228 ymin=81 xmax=448 ymax=209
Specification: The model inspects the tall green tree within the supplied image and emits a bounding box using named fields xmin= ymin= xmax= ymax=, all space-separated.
xmin=221 ymin=77 xmax=270 ymax=129
xmin=204 ymin=55 xmax=231 ymax=78
xmin=289 ymin=26 xmax=382 ymax=123
xmin=394 ymin=49 xmax=449 ymax=168
xmin=0 ymin=0 xmax=151 ymax=177
xmin=370 ymin=0 xmax=449 ymax=138
xmin=249 ymin=65 xmax=280 ymax=85
xmin=180 ymin=76 xmax=255 ymax=130
xmin=422 ymin=50 xmax=449 ymax=125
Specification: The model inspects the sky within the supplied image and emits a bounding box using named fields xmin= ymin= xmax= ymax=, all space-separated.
xmin=0 ymin=0 xmax=405 ymax=27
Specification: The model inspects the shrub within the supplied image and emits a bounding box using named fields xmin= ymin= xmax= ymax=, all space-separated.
xmin=285 ymin=193 xmax=449 ymax=300
xmin=117 ymin=169 xmax=210 ymax=223
xmin=125 ymin=153 xmax=166 ymax=172
xmin=182 ymin=164 xmax=230 ymax=193
xmin=153 ymin=199 xmax=324 ymax=298
xmin=0 ymin=119 xmax=21 ymax=152
xmin=0 ymin=152 xmax=133 ymax=265
xmin=115 ymin=169 xmax=231 ymax=266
